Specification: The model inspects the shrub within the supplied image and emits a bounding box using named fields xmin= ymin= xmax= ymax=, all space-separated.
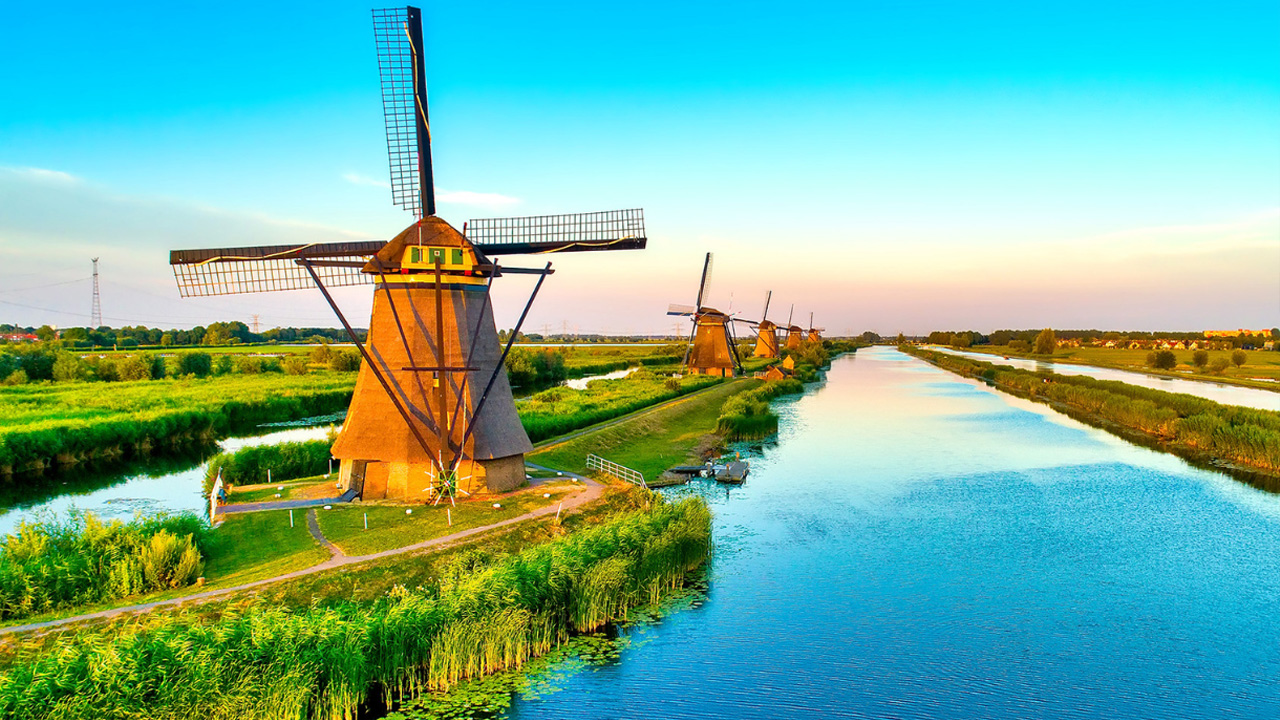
xmin=1209 ymin=358 xmax=1230 ymax=374
xmin=94 ymin=359 xmax=119 ymax=382
xmin=1232 ymin=350 xmax=1247 ymax=368
xmin=212 ymin=354 xmax=233 ymax=376
xmin=284 ymin=357 xmax=309 ymax=376
xmin=205 ymin=439 xmax=334 ymax=490
xmin=178 ymin=352 xmax=213 ymax=377
xmin=1192 ymin=350 xmax=1209 ymax=368
xmin=51 ymin=352 xmax=86 ymax=382
xmin=310 ymin=343 xmax=333 ymax=364
xmin=330 ymin=350 xmax=362 ymax=372
xmin=2 ymin=369 xmax=27 ymax=386
xmin=118 ymin=354 xmax=153 ymax=381
xmin=1034 ymin=328 xmax=1056 ymax=355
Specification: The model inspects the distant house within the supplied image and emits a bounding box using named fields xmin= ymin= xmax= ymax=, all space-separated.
xmin=1205 ymin=329 xmax=1270 ymax=339
xmin=0 ymin=333 xmax=38 ymax=343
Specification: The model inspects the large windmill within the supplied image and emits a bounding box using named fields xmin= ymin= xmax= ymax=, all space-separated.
xmin=667 ymin=253 xmax=740 ymax=377
xmin=732 ymin=291 xmax=779 ymax=359
xmin=169 ymin=7 xmax=646 ymax=502
xmin=807 ymin=312 xmax=825 ymax=343
xmin=784 ymin=305 xmax=804 ymax=351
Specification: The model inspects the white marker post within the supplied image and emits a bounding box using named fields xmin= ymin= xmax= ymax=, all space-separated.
xmin=364 ymin=512 xmax=368 ymax=530
xmin=556 ymin=503 xmax=563 ymax=523
xmin=447 ymin=508 xmax=452 ymax=527
xmin=289 ymin=509 xmax=294 ymax=528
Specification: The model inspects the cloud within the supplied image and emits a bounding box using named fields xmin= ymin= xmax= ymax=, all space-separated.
xmin=342 ymin=172 xmax=390 ymax=189
xmin=436 ymin=190 xmax=522 ymax=209
xmin=8 ymin=166 xmax=81 ymax=185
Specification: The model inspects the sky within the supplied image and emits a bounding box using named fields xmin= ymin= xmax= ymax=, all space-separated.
xmin=1 ymin=0 xmax=1277 ymax=336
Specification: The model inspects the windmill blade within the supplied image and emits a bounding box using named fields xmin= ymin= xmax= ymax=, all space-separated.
xmin=695 ymin=252 xmax=714 ymax=309
xmin=373 ymin=6 xmax=434 ymax=217
xmin=169 ymin=241 xmax=383 ymax=297
xmin=732 ymin=317 xmax=760 ymax=327
xmin=809 ymin=311 xmax=814 ymax=331
xmin=762 ymin=290 xmax=772 ymax=321
xmin=466 ymin=209 xmax=646 ymax=255
xmin=667 ymin=303 xmax=696 ymax=316
xmin=787 ymin=304 xmax=794 ymax=326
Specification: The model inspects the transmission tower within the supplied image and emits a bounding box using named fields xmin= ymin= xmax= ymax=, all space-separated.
xmin=250 ymin=314 xmax=261 ymax=334
xmin=90 ymin=258 xmax=102 ymax=328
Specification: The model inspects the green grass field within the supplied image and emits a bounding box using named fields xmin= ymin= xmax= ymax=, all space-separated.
xmin=965 ymin=345 xmax=1280 ymax=387
xmin=316 ymin=484 xmax=577 ymax=556
xmin=226 ymin=476 xmax=340 ymax=504
xmin=530 ymin=379 xmax=761 ymax=481
xmin=202 ymin=511 xmax=329 ymax=588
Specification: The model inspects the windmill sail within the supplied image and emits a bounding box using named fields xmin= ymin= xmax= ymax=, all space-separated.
xmin=467 ymin=209 xmax=646 ymax=255
xmin=170 ymin=241 xmax=384 ymax=297
xmin=695 ymin=252 xmax=714 ymax=309
xmin=373 ymin=6 xmax=433 ymax=217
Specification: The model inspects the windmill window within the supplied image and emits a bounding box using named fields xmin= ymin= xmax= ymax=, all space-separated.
xmin=451 ymin=249 xmax=464 ymax=265
xmin=410 ymin=247 xmax=422 ymax=263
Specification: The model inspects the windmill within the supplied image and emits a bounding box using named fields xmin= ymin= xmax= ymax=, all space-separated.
xmin=667 ymin=253 xmax=740 ymax=377
xmin=732 ymin=291 xmax=779 ymax=359
xmin=169 ymin=6 xmax=646 ymax=503
xmin=807 ymin=312 xmax=825 ymax=343
xmin=784 ymin=305 xmax=804 ymax=350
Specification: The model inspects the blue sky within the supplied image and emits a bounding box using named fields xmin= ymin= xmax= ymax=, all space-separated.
xmin=1 ymin=1 xmax=1277 ymax=334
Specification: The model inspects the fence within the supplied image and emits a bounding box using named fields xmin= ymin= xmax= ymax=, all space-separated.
xmin=586 ymin=454 xmax=647 ymax=489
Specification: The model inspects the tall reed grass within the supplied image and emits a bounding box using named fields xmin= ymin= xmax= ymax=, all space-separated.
xmin=518 ymin=371 xmax=721 ymax=442
xmin=0 ymin=498 xmax=713 ymax=719
xmin=907 ymin=347 xmax=1280 ymax=474
xmin=717 ymin=378 xmax=805 ymax=440
xmin=0 ymin=512 xmax=208 ymax=621
xmin=205 ymin=439 xmax=334 ymax=492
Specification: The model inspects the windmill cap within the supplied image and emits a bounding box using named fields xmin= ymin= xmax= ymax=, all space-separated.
xmin=364 ymin=216 xmax=471 ymax=273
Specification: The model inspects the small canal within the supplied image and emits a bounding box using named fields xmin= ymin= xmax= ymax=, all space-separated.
xmin=489 ymin=347 xmax=1280 ymax=719
xmin=931 ymin=346 xmax=1280 ymax=412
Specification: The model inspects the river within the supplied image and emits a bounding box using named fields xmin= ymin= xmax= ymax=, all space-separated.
xmin=492 ymin=347 xmax=1280 ymax=719
xmin=930 ymin=346 xmax=1280 ymax=412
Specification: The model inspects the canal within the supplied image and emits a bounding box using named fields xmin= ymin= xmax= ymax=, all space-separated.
xmin=493 ymin=347 xmax=1280 ymax=719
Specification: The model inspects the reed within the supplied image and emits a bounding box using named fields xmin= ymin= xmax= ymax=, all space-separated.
xmin=906 ymin=347 xmax=1280 ymax=474
xmin=0 ymin=512 xmax=209 ymax=621
xmin=716 ymin=378 xmax=805 ymax=440
xmin=0 ymin=498 xmax=712 ymax=719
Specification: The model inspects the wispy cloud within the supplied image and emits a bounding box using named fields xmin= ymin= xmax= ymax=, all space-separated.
xmin=342 ymin=172 xmax=390 ymax=189
xmin=7 ymin=166 xmax=82 ymax=185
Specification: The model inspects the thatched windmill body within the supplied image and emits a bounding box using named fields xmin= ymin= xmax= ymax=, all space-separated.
xmin=784 ymin=305 xmax=804 ymax=350
xmin=668 ymin=253 xmax=740 ymax=377
xmin=807 ymin=312 xmax=824 ymax=343
xmin=170 ymin=7 xmax=646 ymax=502
xmin=733 ymin=291 xmax=779 ymax=359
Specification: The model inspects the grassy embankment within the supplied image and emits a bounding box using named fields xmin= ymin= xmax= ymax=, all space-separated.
xmin=906 ymin=346 xmax=1280 ymax=481
xmin=959 ymin=344 xmax=1280 ymax=390
xmin=0 ymin=373 xmax=356 ymax=475
xmin=0 ymin=497 xmax=712 ymax=719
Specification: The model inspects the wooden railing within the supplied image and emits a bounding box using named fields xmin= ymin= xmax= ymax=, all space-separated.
xmin=586 ymin=454 xmax=647 ymax=489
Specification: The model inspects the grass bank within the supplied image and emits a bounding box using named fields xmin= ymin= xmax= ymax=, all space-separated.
xmin=531 ymin=379 xmax=761 ymax=480
xmin=905 ymin=346 xmax=1280 ymax=479
xmin=519 ymin=369 xmax=721 ymax=442
xmin=0 ymin=374 xmax=355 ymax=475
xmin=957 ymin=344 xmax=1280 ymax=390
xmin=0 ymin=497 xmax=712 ymax=719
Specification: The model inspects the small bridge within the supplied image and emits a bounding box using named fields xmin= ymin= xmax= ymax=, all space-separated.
xmin=586 ymin=454 xmax=647 ymax=489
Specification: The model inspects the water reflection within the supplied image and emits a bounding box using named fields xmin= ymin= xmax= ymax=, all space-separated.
xmin=495 ymin=347 xmax=1280 ymax=720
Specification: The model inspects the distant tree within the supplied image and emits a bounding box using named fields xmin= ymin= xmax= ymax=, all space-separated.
xmin=859 ymin=331 xmax=881 ymax=343
xmin=35 ymin=325 xmax=56 ymax=342
xmin=896 ymin=333 xmax=906 ymax=345
xmin=151 ymin=354 xmax=167 ymax=379
xmin=52 ymin=352 xmax=86 ymax=381
xmin=310 ymin=343 xmax=333 ymax=365
xmin=952 ymin=332 xmax=972 ymax=348
xmin=1009 ymin=340 xmax=1030 ymax=352
xmin=1209 ymin=358 xmax=1230 ymax=374
xmin=1231 ymin=349 xmax=1247 ymax=367
xmin=94 ymin=359 xmax=120 ymax=382
xmin=1034 ymin=328 xmax=1056 ymax=355
xmin=1192 ymin=350 xmax=1209 ymax=368
xmin=1149 ymin=350 xmax=1177 ymax=370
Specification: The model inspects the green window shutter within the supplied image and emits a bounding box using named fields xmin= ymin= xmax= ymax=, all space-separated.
xmin=451 ymin=249 xmax=463 ymax=265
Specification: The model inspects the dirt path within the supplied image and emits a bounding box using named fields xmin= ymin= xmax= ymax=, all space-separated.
xmin=0 ymin=474 xmax=602 ymax=637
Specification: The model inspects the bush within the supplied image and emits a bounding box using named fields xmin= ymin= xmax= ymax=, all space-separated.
xmin=284 ymin=357 xmax=309 ymax=376
xmin=118 ymin=355 xmax=153 ymax=381
xmin=330 ymin=350 xmax=362 ymax=372
xmin=1034 ymin=328 xmax=1056 ymax=355
xmin=2 ymin=369 xmax=27 ymax=386
xmin=1209 ymin=358 xmax=1230 ymax=374
xmin=178 ymin=352 xmax=213 ymax=378
xmin=94 ymin=359 xmax=120 ymax=382
xmin=212 ymin=354 xmax=233 ymax=376
xmin=1192 ymin=350 xmax=1209 ymax=368
xmin=310 ymin=344 xmax=333 ymax=365
xmin=205 ymin=439 xmax=333 ymax=490
xmin=51 ymin=352 xmax=86 ymax=382
xmin=1232 ymin=350 xmax=1247 ymax=368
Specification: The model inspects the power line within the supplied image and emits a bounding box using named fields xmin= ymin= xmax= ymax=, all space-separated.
xmin=0 ymin=277 xmax=91 ymax=295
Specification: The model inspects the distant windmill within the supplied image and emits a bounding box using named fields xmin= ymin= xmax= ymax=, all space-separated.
xmin=667 ymin=253 xmax=741 ymax=377
xmin=733 ymin=290 xmax=779 ymax=359
xmin=168 ymin=6 xmax=646 ymax=503
xmin=807 ymin=312 xmax=824 ymax=343
xmin=784 ymin=304 xmax=803 ymax=350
